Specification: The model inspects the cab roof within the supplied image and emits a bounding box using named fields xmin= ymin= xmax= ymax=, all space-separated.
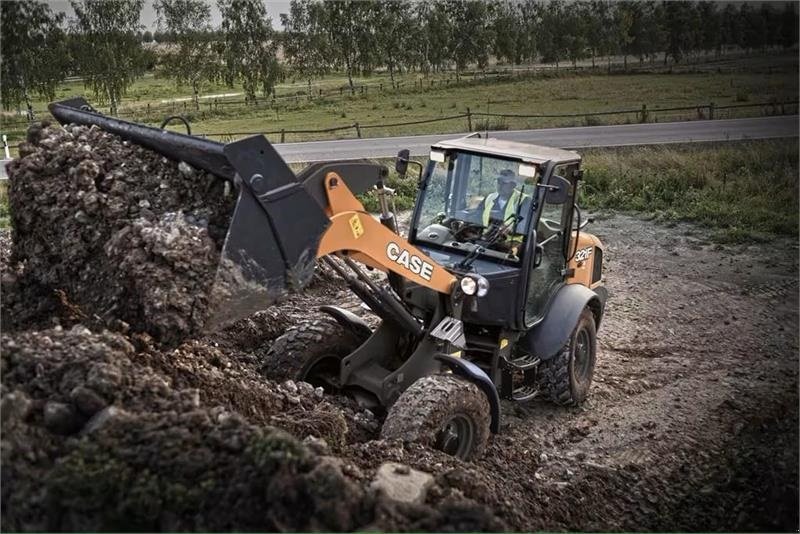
xmin=432 ymin=135 xmax=581 ymax=165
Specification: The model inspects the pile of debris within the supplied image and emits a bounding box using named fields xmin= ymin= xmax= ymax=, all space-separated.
xmin=4 ymin=121 xmax=235 ymax=343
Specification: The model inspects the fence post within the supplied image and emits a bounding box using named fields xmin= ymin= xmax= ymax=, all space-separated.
xmin=640 ymin=103 xmax=648 ymax=123
xmin=354 ymin=122 xmax=361 ymax=138
xmin=214 ymin=98 xmax=218 ymax=112
xmin=280 ymin=129 xmax=285 ymax=143
xmin=709 ymin=102 xmax=715 ymax=120
xmin=2 ymin=135 xmax=9 ymax=159
xmin=466 ymin=107 xmax=472 ymax=131
xmin=146 ymin=103 xmax=151 ymax=120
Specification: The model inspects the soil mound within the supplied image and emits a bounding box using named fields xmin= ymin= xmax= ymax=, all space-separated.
xmin=4 ymin=122 xmax=235 ymax=343
xmin=1 ymin=326 xmax=502 ymax=531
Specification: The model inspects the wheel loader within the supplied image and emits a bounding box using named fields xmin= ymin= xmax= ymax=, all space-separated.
xmin=48 ymin=98 xmax=607 ymax=460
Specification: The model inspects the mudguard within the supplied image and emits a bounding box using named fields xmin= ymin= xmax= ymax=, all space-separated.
xmin=319 ymin=305 xmax=372 ymax=341
xmin=521 ymin=283 xmax=606 ymax=361
xmin=435 ymin=354 xmax=500 ymax=433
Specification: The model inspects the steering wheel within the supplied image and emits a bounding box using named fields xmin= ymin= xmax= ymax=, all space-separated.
xmin=540 ymin=217 xmax=561 ymax=232
xmin=448 ymin=219 xmax=484 ymax=241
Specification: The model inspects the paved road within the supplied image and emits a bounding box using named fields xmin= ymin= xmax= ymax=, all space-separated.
xmin=274 ymin=115 xmax=799 ymax=163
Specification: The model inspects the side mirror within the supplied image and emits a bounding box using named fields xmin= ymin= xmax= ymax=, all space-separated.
xmin=542 ymin=175 xmax=571 ymax=205
xmin=395 ymin=149 xmax=410 ymax=177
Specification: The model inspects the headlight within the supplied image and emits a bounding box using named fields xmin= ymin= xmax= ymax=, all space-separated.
xmin=460 ymin=276 xmax=477 ymax=295
xmin=476 ymin=276 xmax=490 ymax=297
xmin=460 ymin=275 xmax=490 ymax=297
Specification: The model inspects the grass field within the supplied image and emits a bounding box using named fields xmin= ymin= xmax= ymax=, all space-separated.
xmin=3 ymin=139 xmax=795 ymax=242
xmin=2 ymin=53 xmax=797 ymax=150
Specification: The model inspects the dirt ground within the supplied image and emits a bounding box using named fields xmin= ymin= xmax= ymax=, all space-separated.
xmin=3 ymin=212 xmax=797 ymax=531
xmin=1 ymin=125 xmax=797 ymax=531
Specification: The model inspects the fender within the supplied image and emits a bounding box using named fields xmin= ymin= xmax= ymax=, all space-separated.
xmin=435 ymin=354 xmax=500 ymax=434
xmin=521 ymin=283 xmax=606 ymax=361
xmin=318 ymin=305 xmax=372 ymax=341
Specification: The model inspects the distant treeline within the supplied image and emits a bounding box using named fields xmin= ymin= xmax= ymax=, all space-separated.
xmin=1 ymin=0 xmax=798 ymax=114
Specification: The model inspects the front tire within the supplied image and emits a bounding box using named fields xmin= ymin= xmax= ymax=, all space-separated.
xmin=536 ymin=308 xmax=597 ymax=405
xmin=381 ymin=374 xmax=490 ymax=460
xmin=260 ymin=317 xmax=364 ymax=390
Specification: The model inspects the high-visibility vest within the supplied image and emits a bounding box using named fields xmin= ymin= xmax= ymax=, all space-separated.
xmin=482 ymin=189 xmax=529 ymax=230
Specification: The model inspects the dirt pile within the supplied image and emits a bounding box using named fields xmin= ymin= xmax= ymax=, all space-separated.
xmin=1 ymin=326 xmax=503 ymax=531
xmin=4 ymin=121 xmax=235 ymax=343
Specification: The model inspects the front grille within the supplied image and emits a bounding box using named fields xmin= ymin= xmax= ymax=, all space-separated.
xmin=592 ymin=247 xmax=603 ymax=283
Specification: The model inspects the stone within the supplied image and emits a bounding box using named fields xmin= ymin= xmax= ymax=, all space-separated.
xmin=82 ymin=405 xmax=127 ymax=435
xmin=370 ymin=462 xmax=434 ymax=504
xmin=70 ymin=386 xmax=108 ymax=416
xmin=1 ymin=390 xmax=32 ymax=422
xmin=43 ymin=401 xmax=83 ymax=435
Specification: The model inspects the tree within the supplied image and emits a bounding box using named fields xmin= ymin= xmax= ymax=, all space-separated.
xmin=155 ymin=0 xmax=218 ymax=109
xmin=70 ymin=0 xmax=146 ymax=115
xmin=318 ymin=1 xmax=378 ymax=94
xmin=374 ymin=1 xmax=416 ymax=87
xmin=515 ymin=1 xmax=538 ymax=64
xmin=281 ymin=0 xmax=331 ymax=83
xmin=415 ymin=1 xmax=452 ymax=74
xmin=779 ymin=2 xmax=799 ymax=49
xmin=218 ymin=0 xmax=281 ymax=100
xmin=490 ymin=1 xmax=520 ymax=65
xmin=537 ymin=1 xmax=568 ymax=68
xmin=662 ymin=1 xmax=696 ymax=63
xmin=0 ymin=0 xmax=70 ymax=111
xmin=143 ymin=30 xmax=153 ymax=42
xmin=445 ymin=0 xmax=492 ymax=73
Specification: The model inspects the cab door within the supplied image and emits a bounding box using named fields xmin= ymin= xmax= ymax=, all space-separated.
xmin=524 ymin=163 xmax=577 ymax=327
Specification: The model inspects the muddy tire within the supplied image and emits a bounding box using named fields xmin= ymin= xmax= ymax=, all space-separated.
xmin=537 ymin=308 xmax=597 ymax=406
xmin=260 ymin=317 xmax=364 ymax=389
xmin=381 ymin=374 xmax=490 ymax=460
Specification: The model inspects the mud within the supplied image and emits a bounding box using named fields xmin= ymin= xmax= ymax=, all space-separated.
xmin=3 ymin=122 xmax=236 ymax=343
xmin=1 ymin=123 xmax=797 ymax=530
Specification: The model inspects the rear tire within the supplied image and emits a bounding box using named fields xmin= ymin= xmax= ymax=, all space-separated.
xmin=381 ymin=374 xmax=490 ymax=460
xmin=536 ymin=308 xmax=597 ymax=405
xmin=260 ymin=317 xmax=364 ymax=389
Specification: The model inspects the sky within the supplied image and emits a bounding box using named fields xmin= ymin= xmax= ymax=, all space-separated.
xmin=45 ymin=0 xmax=292 ymax=30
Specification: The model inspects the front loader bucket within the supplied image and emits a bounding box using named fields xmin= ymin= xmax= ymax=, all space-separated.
xmin=49 ymin=97 xmax=330 ymax=330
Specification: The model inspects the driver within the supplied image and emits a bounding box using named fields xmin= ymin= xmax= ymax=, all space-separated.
xmin=474 ymin=169 xmax=531 ymax=233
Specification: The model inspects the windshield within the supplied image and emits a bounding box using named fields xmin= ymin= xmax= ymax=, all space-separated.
xmin=413 ymin=150 xmax=539 ymax=263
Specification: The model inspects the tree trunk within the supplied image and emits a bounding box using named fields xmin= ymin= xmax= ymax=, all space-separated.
xmin=193 ymin=83 xmax=200 ymax=111
xmin=623 ymin=54 xmax=628 ymax=70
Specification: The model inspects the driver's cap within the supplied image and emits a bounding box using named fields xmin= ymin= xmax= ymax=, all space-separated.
xmin=497 ymin=168 xmax=517 ymax=184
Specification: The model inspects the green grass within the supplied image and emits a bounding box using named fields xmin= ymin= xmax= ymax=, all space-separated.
xmin=579 ymin=139 xmax=799 ymax=242
xmin=2 ymin=52 xmax=797 ymax=148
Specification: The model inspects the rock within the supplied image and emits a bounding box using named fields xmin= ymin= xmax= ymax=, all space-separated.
xmin=82 ymin=405 xmax=127 ymax=435
xmin=43 ymin=401 xmax=83 ymax=435
xmin=371 ymin=462 xmax=434 ymax=504
xmin=1 ymin=390 xmax=32 ymax=422
xmin=70 ymin=385 xmax=108 ymax=416
xmin=303 ymin=435 xmax=330 ymax=455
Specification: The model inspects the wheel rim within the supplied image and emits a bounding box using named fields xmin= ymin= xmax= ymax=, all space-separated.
xmin=573 ymin=328 xmax=592 ymax=382
xmin=435 ymin=414 xmax=475 ymax=459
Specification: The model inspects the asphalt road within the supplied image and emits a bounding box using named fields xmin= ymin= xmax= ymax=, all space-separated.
xmin=274 ymin=115 xmax=799 ymax=163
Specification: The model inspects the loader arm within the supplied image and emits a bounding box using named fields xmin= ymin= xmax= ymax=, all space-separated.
xmin=317 ymin=171 xmax=456 ymax=294
xmin=47 ymin=98 xmax=456 ymax=330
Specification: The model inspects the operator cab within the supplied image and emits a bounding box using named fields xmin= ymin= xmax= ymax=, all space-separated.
xmin=402 ymin=136 xmax=582 ymax=331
